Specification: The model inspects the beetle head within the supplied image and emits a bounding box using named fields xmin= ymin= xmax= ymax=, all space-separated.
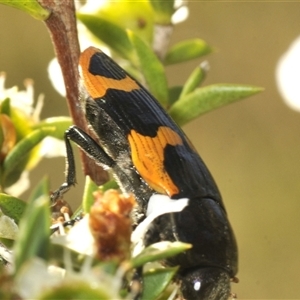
xmin=180 ymin=267 xmax=231 ymax=300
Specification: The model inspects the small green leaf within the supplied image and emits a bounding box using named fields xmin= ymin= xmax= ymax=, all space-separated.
xmin=39 ymin=281 xmax=112 ymax=300
xmin=77 ymin=14 xmax=134 ymax=60
xmin=87 ymin=1 xmax=154 ymax=45
xmin=164 ymin=38 xmax=212 ymax=65
xmin=34 ymin=117 xmax=72 ymax=140
xmin=142 ymin=267 xmax=178 ymax=300
xmin=10 ymin=108 xmax=32 ymax=140
xmin=0 ymin=237 xmax=14 ymax=248
xmin=99 ymin=179 xmax=119 ymax=193
xmin=168 ymin=86 xmax=183 ymax=107
xmin=0 ymin=0 xmax=50 ymax=20
xmin=131 ymin=241 xmax=191 ymax=268
xmin=128 ymin=31 xmax=169 ymax=107
xmin=71 ymin=206 xmax=83 ymax=220
xmin=179 ymin=62 xmax=209 ymax=100
xmin=0 ymin=118 xmax=4 ymax=152
xmin=149 ymin=0 xmax=175 ymax=24
xmin=0 ymin=193 xmax=26 ymax=224
xmin=2 ymin=127 xmax=55 ymax=179
xmin=13 ymin=177 xmax=50 ymax=273
xmin=82 ymin=176 xmax=99 ymax=214
xmin=0 ymin=98 xmax=11 ymax=115
xmin=169 ymin=84 xmax=263 ymax=126
xmin=48 ymin=243 xmax=86 ymax=270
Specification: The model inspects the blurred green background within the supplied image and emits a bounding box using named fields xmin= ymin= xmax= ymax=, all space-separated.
xmin=1 ymin=2 xmax=300 ymax=299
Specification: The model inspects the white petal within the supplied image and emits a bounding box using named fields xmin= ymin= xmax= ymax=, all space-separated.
xmin=276 ymin=36 xmax=300 ymax=112
xmin=52 ymin=214 xmax=95 ymax=256
xmin=15 ymin=258 xmax=64 ymax=299
xmin=172 ymin=5 xmax=189 ymax=24
xmin=131 ymin=194 xmax=189 ymax=256
xmin=39 ymin=137 xmax=66 ymax=158
xmin=48 ymin=58 xmax=66 ymax=97
xmin=78 ymin=0 xmax=107 ymax=13
xmin=0 ymin=214 xmax=18 ymax=239
xmin=5 ymin=171 xmax=30 ymax=197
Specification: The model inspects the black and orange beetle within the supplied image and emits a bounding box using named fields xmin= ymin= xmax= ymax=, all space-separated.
xmin=52 ymin=46 xmax=238 ymax=299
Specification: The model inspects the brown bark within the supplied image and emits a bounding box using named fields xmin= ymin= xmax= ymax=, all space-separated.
xmin=38 ymin=0 xmax=108 ymax=185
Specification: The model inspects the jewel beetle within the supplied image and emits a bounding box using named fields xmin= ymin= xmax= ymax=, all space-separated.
xmin=52 ymin=46 xmax=238 ymax=299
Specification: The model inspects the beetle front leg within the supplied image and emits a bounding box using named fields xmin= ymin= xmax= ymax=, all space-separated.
xmin=51 ymin=125 xmax=114 ymax=204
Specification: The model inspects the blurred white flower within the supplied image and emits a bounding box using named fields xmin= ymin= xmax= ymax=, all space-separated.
xmin=15 ymin=258 xmax=65 ymax=299
xmin=0 ymin=73 xmax=65 ymax=196
xmin=173 ymin=0 xmax=189 ymax=24
xmin=47 ymin=59 xmax=65 ymax=97
xmin=0 ymin=211 xmax=19 ymax=240
xmin=78 ymin=0 xmax=107 ymax=13
xmin=0 ymin=72 xmax=43 ymax=120
xmin=15 ymin=255 xmax=121 ymax=299
xmin=5 ymin=171 xmax=30 ymax=197
xmin=52 ymin=214 xmax=94 ymax=256
xmin=276 ymin=36 xmax=300 ymax=112
xmin=0 ymin=240 xmax=13 ymax=265
xmin=40 ymin=136 xmax=66 ymax=158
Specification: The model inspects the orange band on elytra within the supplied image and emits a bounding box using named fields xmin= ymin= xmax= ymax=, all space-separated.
xmin=79 ymin=47 xmax=139 ymax=99
xmin=128 ymin=126 xmax=183 ymax=196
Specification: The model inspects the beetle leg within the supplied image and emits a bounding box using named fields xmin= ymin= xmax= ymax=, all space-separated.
xmin=51 ymin=125 xmax=114 ymax=204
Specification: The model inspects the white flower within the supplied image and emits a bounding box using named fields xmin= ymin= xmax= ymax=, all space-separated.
xmin=4 ymin=171 xmax=30 ymax=197
xmin=131 ymin=194 xmax=189 ymax=256
xmin=173 ymin=0 xmax=189 ymax=24
xmin=276 ymin=36 xmax=300 ymax=112
xmin=15 ymin=258 xmax=64 ymax=299
xmin=0 ymin=73 xmax=65 ymax=196
xmin=47 ymin=59 xmax=65 ymax=97
xmin=0 ymin=72 xmax=43 ymax=120
xmin=0 ymin=209 xmax=19 ymax=240
xmin=51 ymin=214 xmax=95 ymax=256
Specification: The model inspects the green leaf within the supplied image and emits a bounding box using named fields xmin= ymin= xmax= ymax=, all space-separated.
xmin=149 ymin=0 xmax=175 ymax=24
xmin=142 ymin=267 xmax=178 ymax=300
xmin=0 ymin=237 xmax=14 ymax=248
xmin=77 ymin=13 xmax=134 ymax=60
xmin=2 ymin=127 xmax=55 ymax=182
xmin=34 ymin=116 xmax=72 ymax=140
xmin=13 ymin=177 xmax=50 ymax=273
xmin=0 ymin=117 xmax=4 ymax=153
xmin=131 ymin=241 xmax=191 ymax=268
xmin=169 ymin=84 xmax=264 ymax=126
xmin=48 ymin=243 xmax=81 ymax=270
xmin=0 ymin=196 xmax=21 ymax=245
xmin=0 ymin=0 xmax=50 ymax=20
xmin=99 ymin=179 xmax=119 ymax=193
xmin=0 ymin=98 xmax=11 ymax=115
xmin=168 ymin=86 xmax=183 ymax=107
xmin=9 ymin=108 xmax=32 ymax=140
xmin=39 ymin=281 xmax=112 ymax=300
xmin=87 ymin=1 xmax=154 ymax=45
xmin=71 ymin=205 xmax=83 ymax=220
xmin=82 ymin=176 xmax=99 ymax=214
xmin=128 ymin=31 xmax=169 ymax=107
xmin=179 ymin=62 xmax=209 ymax=100
xmin=164 ymin=38 xmax=212 ymax=65
xmin=0 ymin=193 xmax=26 ymax=224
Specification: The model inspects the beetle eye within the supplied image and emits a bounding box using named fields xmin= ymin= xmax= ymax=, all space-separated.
xmin=180 ymin=267 xmax=231 ymax=300
xmin=193 ymin=280 xmax=201 ymax=291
